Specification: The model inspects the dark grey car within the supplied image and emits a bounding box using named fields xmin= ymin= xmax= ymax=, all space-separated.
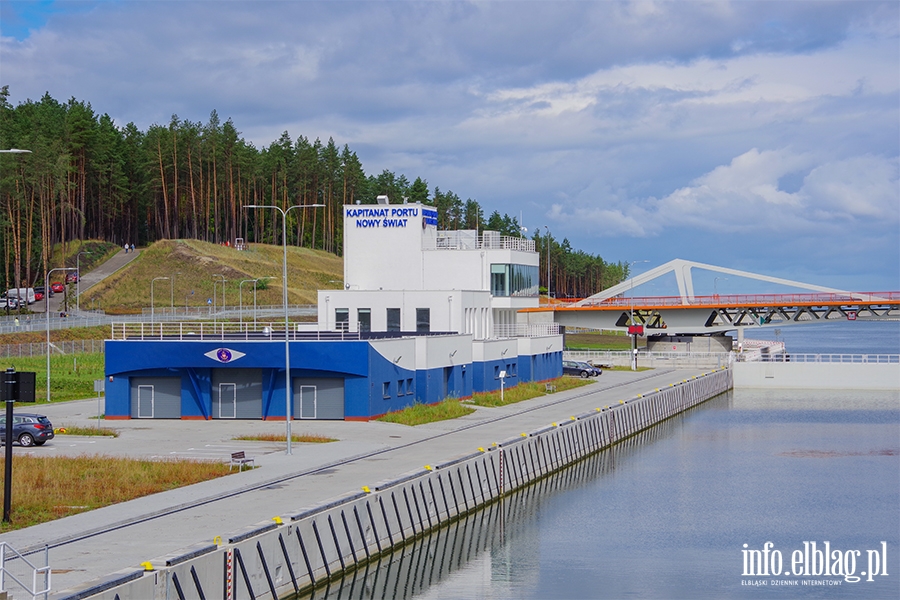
xmin=562 ymin=360 xmax=602 ymax=378
xmin=0 ymin=413 xmax=55 ymax=447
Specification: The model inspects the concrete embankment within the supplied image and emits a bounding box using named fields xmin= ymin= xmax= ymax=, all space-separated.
xmin=46 ymin=368 xmax=731 ymax=600
xmin=733 ymin=360 xmax=899 ymax=390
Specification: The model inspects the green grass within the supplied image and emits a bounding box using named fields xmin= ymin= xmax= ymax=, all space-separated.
xmin=55 ymin=425 xmax=119 ymax=437
xmin=378 ymin=399 xmax=475 ymax=426
xmin=233 ymin=433 xmax=336 ymax=443
xmin=0 ymin=455 xmax=233 ymax=532
xmin=1 ymin=352 xmax=105 ymax=403
xmin=469 ymin=377 xmax=593 ymax=407
xmin=565 ymin=331 xmax=646 ymax=351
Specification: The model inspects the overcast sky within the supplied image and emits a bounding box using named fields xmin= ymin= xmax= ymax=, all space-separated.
xmin=2 ymin=1 xmax=898 ymax=293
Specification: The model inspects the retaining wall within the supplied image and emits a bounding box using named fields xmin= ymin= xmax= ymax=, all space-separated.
xmin=55 ymin=368 xmax=733 ymax=600
xmin=733 ymin=362 xmax=899 ymax=390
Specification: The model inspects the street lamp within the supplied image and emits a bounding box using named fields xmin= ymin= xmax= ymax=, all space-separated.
xmin=212 ymin=274 xmax=226 ymax=325
xmin=543 ymin=225 xmax=551 ymax=300
xmin=628 ymin=260 xmax=649 ymax=371
xmin=244 ymin=203 xmax=323 ymax=455
xmin=76 ymin=251 xmax=91 ymax=313
xmin=239 ymin=279 xmax=256 ymax=326
xmin=46 ymin=267 xmax=76 ymax=402
xmin=170 ymin=272 xmax=181 ymax=314
xmin=151 ymin=277 xmax=169 ymax=324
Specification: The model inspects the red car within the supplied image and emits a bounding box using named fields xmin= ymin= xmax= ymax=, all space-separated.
xmin=34 ymin=292 xmax=44 ymax=301
xmin=65 ymin=272 xmax=79 ymax=283
xmin=51 ymin=282 xmax=65 ymax=293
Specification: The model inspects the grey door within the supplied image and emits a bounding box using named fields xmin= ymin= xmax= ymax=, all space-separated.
xmin=299 ymin=385 xmax=316 ymax=419
xmin=130 ymin=377 xmax=182 ymax=419
xmin=293 ymin=378 xmax=344 ymax=420
xmin=218 ymin=383 xmax=237 ymax=419
xmin=211 ymin=369 xmax=262 ymax=419
xmin=137 ymin=385 xmax=154 ymax=418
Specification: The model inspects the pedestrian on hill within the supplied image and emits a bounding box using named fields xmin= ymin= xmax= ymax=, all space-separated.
xmin=130 ymin=243 xmax=135 ymax=252
xmin=14 ymin=317 xmax=19 ymax=329
xmin=124 ymin=243 xmax=128 ymax=253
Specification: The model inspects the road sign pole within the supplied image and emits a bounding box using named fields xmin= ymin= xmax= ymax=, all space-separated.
xmin=3 ymin=367 xmax=17 ymax=523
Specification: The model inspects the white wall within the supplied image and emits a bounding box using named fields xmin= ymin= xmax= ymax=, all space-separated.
xmin=733 ymin=362 xmax=900 ymax=390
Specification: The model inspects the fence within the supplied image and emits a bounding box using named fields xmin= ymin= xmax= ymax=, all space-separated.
xmin=565 ymin=349 xmax=734 ymax=369
xmin=0 ymin=339 xmax=105 ymax=358
xmin=55 ymin=368 xmax=732 ymax=600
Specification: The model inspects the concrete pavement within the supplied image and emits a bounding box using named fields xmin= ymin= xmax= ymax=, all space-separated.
xmin=0 ymin=368 xmax=715 ymax=597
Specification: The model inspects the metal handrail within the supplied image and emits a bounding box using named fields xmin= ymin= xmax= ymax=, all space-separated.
xmin=0 ymin=542 xmax=50 ymax=600
xmin=570 ymin=291 xmax=900 ymax=308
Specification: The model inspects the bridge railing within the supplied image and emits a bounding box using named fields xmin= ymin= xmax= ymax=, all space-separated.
xmin=573 ymin=291 xmax=900 ymax=308
xmin=565 ymin=350 xmax=733 ymax=369
xmin=740 ymin=353 xmax=899 ymax=364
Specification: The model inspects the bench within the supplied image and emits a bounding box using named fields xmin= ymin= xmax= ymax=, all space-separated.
xmin=230 ymin=451 xmax=255 ymax=471
xmin=545 ymin=383 xmax=558 ymax=393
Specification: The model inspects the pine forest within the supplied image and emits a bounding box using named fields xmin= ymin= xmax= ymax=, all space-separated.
xmin=0 ymin=87 xmax=627 ymax=299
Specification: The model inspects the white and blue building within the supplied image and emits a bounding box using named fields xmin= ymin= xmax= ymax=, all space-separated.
xmin=104 ymin=201 xmax=562 ymax=421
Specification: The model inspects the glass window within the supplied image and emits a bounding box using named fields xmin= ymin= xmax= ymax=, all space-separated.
xmin=398 ymin=379 xmax=405 ymax=395
xmin=416 ymin=308 xmax=430 ymax=333
xmin=358 ymin=308 xmax=371 ymax=333
xmin=494 ymin=365 xmax=500 ymax=379
xmin=406 ymin=378 xmax=414 ymax=395
xmin=387 ymin=308 xmax=401 ymax=332
xmin=383 ymin=381 xmax=391 ymax=398
xmin=335 ymin=308 xmax=349 ymax=331
xmin=490 ymin=264 xmax=539 ymax=297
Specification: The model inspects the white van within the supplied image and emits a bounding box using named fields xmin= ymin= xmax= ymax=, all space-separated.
xmin=4 ymin=288 xmax=37 ymax=305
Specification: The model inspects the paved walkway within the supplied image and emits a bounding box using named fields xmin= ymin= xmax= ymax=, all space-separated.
xmin=1 ymin=368 xmax=713 ymax=596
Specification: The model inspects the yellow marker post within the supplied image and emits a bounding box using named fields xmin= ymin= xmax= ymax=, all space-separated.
xmin=272 ymin=516 xmax=283 ymax=525
xmin=424 ymin=465 xmax=433 ymax=471
xmin=362 ymin=486 xmax=371 ymax=493
xmin=213 ymin=536 xmax=222 ymax=546
xmin=141 ymin=562 xmax=154 ymax=572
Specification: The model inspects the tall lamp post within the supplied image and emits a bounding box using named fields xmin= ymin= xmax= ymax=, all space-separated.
xmin=170 ymin=272 xmax=181 ymax=314
xmin=239 ymin=279 xmax=256 ymax=326
xmin=46 ymin=267 xmax=76 ymax=402
xmin=212 ymin=274 xmax=226 ymax=325
xmin=628 ymin=260 xmax=649 ymax=371
xmin=543 ymin=225 xmax=551 ymax=301
xmin=244 ymin=203 xmax=323 ymax=455
xmin=75 ymin=251 xmax=91 ymax=313
xmin=151 ymin=277 xmax=169 ymax=324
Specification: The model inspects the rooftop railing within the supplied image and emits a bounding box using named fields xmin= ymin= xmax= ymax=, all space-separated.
xmin=428 ymin=231 xmax=535 ymax=253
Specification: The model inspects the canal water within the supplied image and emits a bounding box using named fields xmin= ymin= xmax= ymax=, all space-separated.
xmin=297 ymin=324 xmax=900 ymax=599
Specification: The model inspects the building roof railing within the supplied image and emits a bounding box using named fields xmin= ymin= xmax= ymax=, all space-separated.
xmin=427 ymin=230 xmax=535 ymax=253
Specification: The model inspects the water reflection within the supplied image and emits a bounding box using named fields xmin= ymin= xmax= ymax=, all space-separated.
xmin=294 ymin=396 xmax=716 ymax=600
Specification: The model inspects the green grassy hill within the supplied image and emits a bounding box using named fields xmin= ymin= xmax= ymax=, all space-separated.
xmin=82 ymin=239 xmax=344 ymax=314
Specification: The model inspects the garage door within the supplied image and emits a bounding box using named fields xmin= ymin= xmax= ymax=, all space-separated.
xmin=212 ymin=369 xmax=262 ymax=419
xmin=130 ymin=377 xmax=182 ymax=419
xmin=293 ymin=378 xmax=344 ymax=420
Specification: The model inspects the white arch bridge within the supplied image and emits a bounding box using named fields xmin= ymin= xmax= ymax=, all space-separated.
xmin=522 ymin=259 xmax=900 ymax=342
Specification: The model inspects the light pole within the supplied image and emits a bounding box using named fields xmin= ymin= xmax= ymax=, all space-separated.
xmin=628 ymin=260 xmax=649 ymax=371
xmin=714 ymin=276 xmax=727 ymax=300
xmin=46 ymin=267 xmax=76 ymax=402
xmin=212 ymin=274 xmax=225 ymax=325
xmin=76 ymin=251 xmax=91 ymax=313
xmin=244 ymin=203 xmax=323 ymax=455
xmin=543 ymin=225 xmax=551 ymax=300
xmin=151 ymin=277 xmax=169 ymax=324
xmin=170 ymin=272 xmax=181 ymax=314
xmin=239 ymin=279 xmax=258 ymax=326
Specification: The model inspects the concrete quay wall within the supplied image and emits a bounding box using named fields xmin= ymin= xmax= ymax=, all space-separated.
xmin=733 ymin=362 xmax=899 ymax=390
xmin=57 ymin=369 xmax=733 ymax=600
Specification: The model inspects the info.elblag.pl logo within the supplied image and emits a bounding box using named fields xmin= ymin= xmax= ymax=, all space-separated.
xmin=742 ymin=541 xmax=889 ymax=584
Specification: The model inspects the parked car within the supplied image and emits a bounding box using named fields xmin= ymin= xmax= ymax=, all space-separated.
xmin=51 ymin=281 xmax=65 ymax=293
xmin=33 ymin=285 xmax=53 ymax=297
xmin=65 ymin=272 xmax=79 ymax=283
xmin=34 ymin=291 xmax=43 ymax=301
xmin=562 ymin=360 xmax=602 ymax=378
xmin=0 ymin=413 xmax=55 ymax=447
xmin=0 ymin=298 xmax=20 ymax=310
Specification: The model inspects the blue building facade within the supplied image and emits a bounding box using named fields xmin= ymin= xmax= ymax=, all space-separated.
xmin=105 ymin=334 xmax=562 ymax=421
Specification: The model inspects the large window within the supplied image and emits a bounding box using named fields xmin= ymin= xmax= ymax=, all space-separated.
xmin=387 ymin=308 xmax=401 ymax=332
xmin=416 ymin=308 xmax=430 ymax=333
xmin=358 ymin=308 xmax=371 ymax=333
xmin=490 ymin=264 xmax=539 ymax=297
xmin=335 ymin=308 xmax=349 ymax=331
